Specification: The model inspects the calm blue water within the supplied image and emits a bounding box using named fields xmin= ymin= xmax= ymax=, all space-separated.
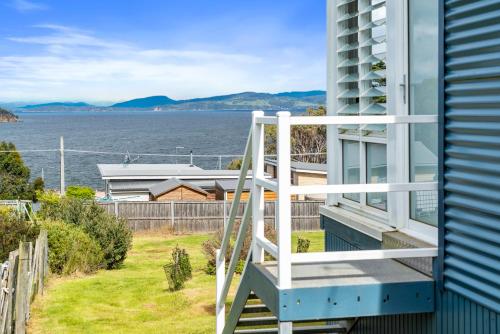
xmin=0 ymin=111 xmax=253 ymax=190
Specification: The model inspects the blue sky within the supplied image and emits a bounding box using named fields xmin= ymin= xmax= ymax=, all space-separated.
xmin=0 ymin=0 xmax=326 ymax=103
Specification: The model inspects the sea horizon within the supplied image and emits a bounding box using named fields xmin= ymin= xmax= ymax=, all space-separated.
xmin=1 ymin=110 xmax=268 ymax=190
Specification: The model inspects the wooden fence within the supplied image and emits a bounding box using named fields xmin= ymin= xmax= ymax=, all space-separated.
xmin=99 ymin=201 xmax=324 ymax=233
xmin=0 ymin=231 xmax=48 ymax=334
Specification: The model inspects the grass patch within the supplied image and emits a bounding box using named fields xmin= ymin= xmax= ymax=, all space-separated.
xmin=29 ymin=231 xmax=324 ymax=334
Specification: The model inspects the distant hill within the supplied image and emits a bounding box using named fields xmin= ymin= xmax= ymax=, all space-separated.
xmin=22 ymin=102 xmax=94 ymax=111
xmin=18 ymin=90 xmax=326 ymax=112
xmin=111 ymin=91 xmax=326 ymax=111
xmin=111 ymin=96 xmax=176 ymax=108
xmin=0 ymin=108 xmax=18 ymax=122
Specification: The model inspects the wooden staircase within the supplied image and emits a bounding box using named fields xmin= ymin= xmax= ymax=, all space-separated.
xmin=234 ymin=293 xmax=350 ymax=334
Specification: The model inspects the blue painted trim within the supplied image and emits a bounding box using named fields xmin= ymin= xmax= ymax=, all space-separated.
xmin=437 ymin=0 xmax=446 ymax=291
xmin=278 ymin=281 xmax=435 ymax=322
xmin=322 ymin=216 xmax=381 ymax=250
xmin=245 ymin=262 xmax=280 ymax=316
xmin=243 ymin=263 xmax=435 ymax=322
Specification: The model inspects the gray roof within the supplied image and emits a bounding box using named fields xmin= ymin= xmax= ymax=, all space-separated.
xmin=98 ymin=164 xmax=253 ymax=180
xmin=108 ymin=180 xmax=217 ymax=192
xmin=265 ymin=159 xmax=327 ymax=174
xmin=109 ymin=180 xmax=160 ymax=192
xmin=215 ymin=178 xmax=278 ymax=192
xmin=215 ymin=179 xmax=253 ymax=192
xmin=98 ymin=164 xmax=202 ymax=178
xmin=149 ymin=178 xmax=208 ymax=197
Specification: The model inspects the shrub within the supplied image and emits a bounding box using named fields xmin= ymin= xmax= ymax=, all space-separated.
xmin=202 ymin=222 xmax=276 ymax=275
xmin=81 ymin=206 xmax=132 ymax=269
xmin=38 ymin=195 xmax=133 ymax=270
xmin=296 ymin=237 xmax=311 ymax=253
xmin=164 ymin=246 xmax=192 ymax=291
xmin=0 ymin=207 xmax=40 ymax=261
xmin=66 ymin=186 xmax=95 ymax=200
xmin=42 ymin=220 xmax=103 ymax=275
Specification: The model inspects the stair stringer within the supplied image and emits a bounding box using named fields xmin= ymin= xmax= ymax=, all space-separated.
xmin=222 ymin=271 xmax=252 ymax=334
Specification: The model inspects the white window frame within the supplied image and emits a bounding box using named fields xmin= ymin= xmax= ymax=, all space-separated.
xmin=328 ymin=0 xmax=438 ymax=244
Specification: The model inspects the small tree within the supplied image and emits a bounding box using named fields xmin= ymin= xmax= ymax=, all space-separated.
xmin=296 ymin=237 xmax=311 ymax=253
xmin=164 ymin=245 xmax=192 ymax=291
xmin=0 ymin=141 xmax=44 ymax=201
xmin=202 ymin=222 xmax=277 ymax=275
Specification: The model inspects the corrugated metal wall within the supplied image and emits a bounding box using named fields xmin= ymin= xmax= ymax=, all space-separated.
xmin=325 ymin=225 xmax=500 ymax=334
xmin=322 ymin=0 xmax=500 ymax=332
xmin=443 ymin=0 xmax=500 ymax=313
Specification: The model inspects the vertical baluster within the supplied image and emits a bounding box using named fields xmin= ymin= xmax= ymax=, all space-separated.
xmin=277 ymin=112 xmax=292 ymax=289
xmin=252 ymin=111 xmax=265 ymax=263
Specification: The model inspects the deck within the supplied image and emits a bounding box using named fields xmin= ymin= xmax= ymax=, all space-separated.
xmin=246 ymin=259 xmax=435 ymax=322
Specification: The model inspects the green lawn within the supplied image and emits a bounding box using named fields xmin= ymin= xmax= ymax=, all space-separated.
xmin=29 ymin=231 xmax=324 ymax=334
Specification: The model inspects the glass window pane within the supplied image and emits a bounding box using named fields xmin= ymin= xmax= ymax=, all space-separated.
xmin=409 ymin=0 xmax=438 ymax=226
xmin=343 ymin=140 xmax=360 ymax=202
xmin=367 ymin=143 xmax=387 ymax=211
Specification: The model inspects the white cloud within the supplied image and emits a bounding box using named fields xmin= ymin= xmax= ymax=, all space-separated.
xmin=0 ymin=25 xmax=325 ymax=102
xmin=9 ymin=0 xmax=47 ymax=12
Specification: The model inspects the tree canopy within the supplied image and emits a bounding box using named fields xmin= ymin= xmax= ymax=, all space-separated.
xmin=0 ymin=141 xmax=44 ymax=200
xmin=265 ymin=106 xmax=327 ymax=164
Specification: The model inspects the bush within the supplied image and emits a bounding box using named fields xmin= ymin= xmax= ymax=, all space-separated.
xmin=0 ymin=207 xmax=40 ymax=261
xmin=164 ymin=246 xmax=192 ymax=291
xmin=66 ymin=186 xmax=95 ymax=200
xmin=42 ymin=220 xmax=103 ymax=275
xmin=81 ymin=205 xmax=132 ymax=269
xmin=38 ymin=195 xmax=133 ymax=270
xmin=296 ymin=237 xmax=311 ymax=253
xmin=202 ymin=222 xmax=276 ymax=275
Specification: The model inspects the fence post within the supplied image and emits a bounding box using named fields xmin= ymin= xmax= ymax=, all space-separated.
xmin=14 ymin=242 xmax=30 ymax=334
xmin=114 ymin=201 xmax=119 ymax=217
xmin=223 ymin=200 xmax=227 ymax=228
xmin=170 ymin=201 xmax=175 ymax=230
xmin=38 ymin=231 xmax=48 ymax=296
xmin=4 ymin=250 xmax=19 ymax=334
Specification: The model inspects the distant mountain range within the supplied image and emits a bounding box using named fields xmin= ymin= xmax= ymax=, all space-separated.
xmin=12 ymin=91 xmax=326 ymax=112
xmin=22 ymin=102 xmax=92 ymax=110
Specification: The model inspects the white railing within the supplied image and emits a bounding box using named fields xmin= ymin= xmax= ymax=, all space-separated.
xmin=215 ymin=111 xmax=440 ymax=333
xmin=216 ymin=129 xmax=254 ymax=334
xmin=251 ymin=111 xmax=439 ymax=291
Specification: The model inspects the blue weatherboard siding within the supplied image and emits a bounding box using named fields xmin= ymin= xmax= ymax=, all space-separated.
xmin=324 ymin=221 xmax=500 ymax=333
xmin=442 ymin=0 xmax=500 ymax=313
xmin=322 ymin=0 xmax=500 ymax=332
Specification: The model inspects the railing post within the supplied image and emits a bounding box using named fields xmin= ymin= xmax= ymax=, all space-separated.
xmin=215 ymin=249 xmax=225 ymax=334
xmin=252 ymin=111 xmax=265 ymax=263
xmin=277 ymin=111 xmax=292 ymax=289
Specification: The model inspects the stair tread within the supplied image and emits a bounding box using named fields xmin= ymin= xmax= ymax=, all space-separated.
xmin=234 ymin=324 xmax=347 ymax=334
xmin=237 ymin=315 xmax=278 ymax=326
xmin=244 ymin=304 xmax=268 ymax=309
xmin=242 ymin=304 xmax=271 ymax=313
xmin=238 ymin=316 xmax=277 ymax=321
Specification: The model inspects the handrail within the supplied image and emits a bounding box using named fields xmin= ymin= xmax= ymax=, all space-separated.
xmin=216 ymin=111 xmax=441 ymax=333
xmin=216 ymin=129 xmax=254 ymax=334
xmin=252 ymin=111 xmax=440 ymax=292
xmin=255 ymin=114 xmax=438 ymax=126
xmin=218 ymin=196 xmax=253 ymax=310
xmin=219 ymin=129 xmax=252 ymax=259
xmin=291 ymin=248 xmax=439 ymax=264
